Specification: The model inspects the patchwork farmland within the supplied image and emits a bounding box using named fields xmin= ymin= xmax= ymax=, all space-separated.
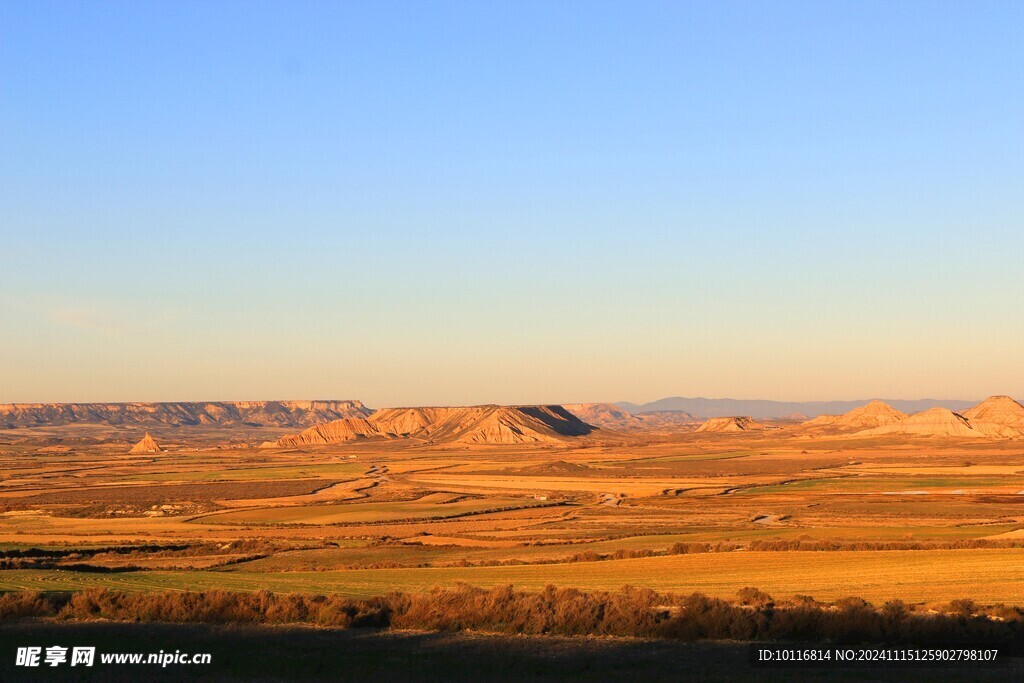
xmin=3 ymin=398 xmax=1024 ymax=614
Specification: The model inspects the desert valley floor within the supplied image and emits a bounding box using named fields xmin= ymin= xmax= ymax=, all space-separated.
xmin=3 ymin=398 xmax=1024 ymax=606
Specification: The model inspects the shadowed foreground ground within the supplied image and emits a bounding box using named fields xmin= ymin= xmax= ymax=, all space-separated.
xmin=0 ymin=622 xmax=1020 ymax=682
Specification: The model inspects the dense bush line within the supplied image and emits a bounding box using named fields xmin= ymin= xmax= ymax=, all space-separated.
xmin=2 ymin=585 xmax=1024 ymax=646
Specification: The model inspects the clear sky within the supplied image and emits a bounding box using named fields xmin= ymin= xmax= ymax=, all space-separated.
xmin=1 ymin=1 xmax=1022 ymax=408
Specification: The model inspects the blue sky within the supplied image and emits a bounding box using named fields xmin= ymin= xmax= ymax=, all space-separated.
xmin=1 ymin=1 xmax=1022 ymax=406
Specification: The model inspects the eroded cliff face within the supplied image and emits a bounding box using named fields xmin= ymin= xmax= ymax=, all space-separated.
xmin=562 ymin=403 xmax=647 ymax=430
xmin=129 ymin=432 xmax=162 ymax=453
xmin=695 ymin=416 xmax=764 ymax=433
xmin=962 ymin=396 xmax=1024 ymax=436
xmin=271 ymin=404 xmax=598 ymax=447
xmin=799 ymin=400 xmax=907 ymax=433
xmin=0 ymin=400 xmax=372 ymax=428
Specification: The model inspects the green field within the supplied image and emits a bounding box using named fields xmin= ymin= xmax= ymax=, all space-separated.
xmin=5 ymin=548 xmax=1024 ymax=604
xmin=230 ymin=533 xmax=721 ymax=571
xmin=196 ymin=496 xmax=548 ymax=525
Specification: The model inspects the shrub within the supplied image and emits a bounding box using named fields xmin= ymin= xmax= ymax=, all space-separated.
xmin=1 ymin=586 xmax=1022 ymax=647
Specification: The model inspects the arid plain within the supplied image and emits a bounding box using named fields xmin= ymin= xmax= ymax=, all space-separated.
xmin=3 ymin=396 xmax=1024 ymax=607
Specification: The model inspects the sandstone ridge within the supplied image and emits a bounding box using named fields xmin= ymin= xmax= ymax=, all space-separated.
xmin=695 ymin=416 xmax=763 ymax=433
xmin=855 ymin=407 xmax=982 ymax=438
xmin=271 ymin=405 xmax=598 ymax=447
xmin=961 ymin=396 xmax=1024 ymax=437
xmin=800 ymin=400 xmax=907 ymax=433
xmin=829 ymin=396 xmax=1024 ymax=439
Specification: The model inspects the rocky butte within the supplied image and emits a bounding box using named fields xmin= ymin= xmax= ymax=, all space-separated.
xmin=129 ymin=432 xmax=162 ymax=454
xmin=799 ymin=400 xmax=907 ymax=433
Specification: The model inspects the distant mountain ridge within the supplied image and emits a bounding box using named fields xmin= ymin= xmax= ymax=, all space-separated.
xmin=617 ymin=397 xmax=977 ymax=419
xmin=0 ymin=400 xmax=372 ymax=429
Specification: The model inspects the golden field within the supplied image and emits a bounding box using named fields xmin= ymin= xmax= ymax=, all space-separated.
xmin=2 ymin=548 xmax=1024 ymax=604
xmin=3 ymin=411 xmax=1024 ymax=610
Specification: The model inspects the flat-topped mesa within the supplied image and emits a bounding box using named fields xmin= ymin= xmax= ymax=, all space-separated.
xmin=0 ymin=400 xmax=372 ymax=428
xmin=855 ymin=407 xmax=983 ymax=438
xmin=268 ymin=405 xmax=598 ymax=447
xmin=694 ymin=416 xmax=763 ymax=433
xmin=129 ymin=432 xmax=162 ymax=454
xmin=562 ymin=403 xmax=646 ymax=430
xmin=801 ymin=400 xmax=907 ymax=433
xmin=961 ymin=395 xmax=1024 ymax=436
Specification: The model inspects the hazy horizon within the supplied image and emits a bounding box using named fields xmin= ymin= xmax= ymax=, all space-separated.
xmin=0 ymin=393 xmax=1007 ymax=409
xmin=3 ymin=2 xmax=1022 ymax=407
